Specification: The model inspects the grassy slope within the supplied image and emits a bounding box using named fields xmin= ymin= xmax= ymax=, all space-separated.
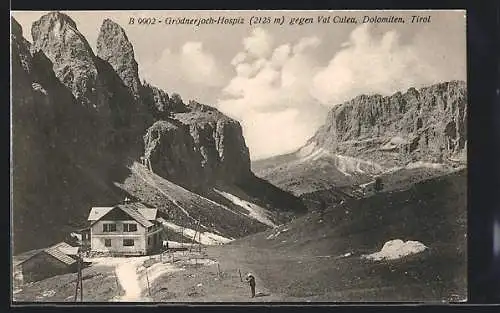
xmin=215 ymin=169 xmax=467 ymax=302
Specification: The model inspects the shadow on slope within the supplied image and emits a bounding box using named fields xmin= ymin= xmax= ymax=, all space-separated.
xmin=234 ymin=174 xmax=309 ymax=219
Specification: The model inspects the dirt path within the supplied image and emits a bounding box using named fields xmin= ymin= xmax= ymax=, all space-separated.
xmin=88 ymin=256 xmax=153 ymax=302
xmin=114 ymin=261 xmax=146 ymax=301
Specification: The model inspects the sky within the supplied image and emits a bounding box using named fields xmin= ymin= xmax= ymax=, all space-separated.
xmin=11 ymin=10 xmax=466 ymax=160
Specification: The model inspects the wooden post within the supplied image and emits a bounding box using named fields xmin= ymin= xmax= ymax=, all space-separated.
xmin=181 ymin=226 xmax=185 ymax=255
xmin=145 ymin=266 xmax=151 ymax=297
xmin=115 ymin=272 xmax=119 ymax=292
xmin=190 ymin=221 xmax=200 ymax=252
xmin=73 ymin=268 xmax=79 ymax=301
xmin=74 ymin=256 xmax=81 ymax=301
xmin=217 ymin=263 xmax=221 ymax=277
xmin=238 ymin=269 xmax=243 ymax=282
xmin=79 ymin=257 xmax=83 ymax=301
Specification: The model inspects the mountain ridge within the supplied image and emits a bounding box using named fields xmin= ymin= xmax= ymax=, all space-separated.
xmin=253 ymin=80 xmax=467 ymax=195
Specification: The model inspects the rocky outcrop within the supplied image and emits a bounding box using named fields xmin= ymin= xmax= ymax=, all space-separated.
xmin=96 ymin=19 xmax=141 ymax=98
xmin=140 ymin=83 xmax=187 ymax=119
xmin=309 ymin=81 xmax=467 ymax=167
xmin=31 ymin=12 xmax=104 ymax=110
xmin=143 ymin=101 xmax=252 ymax=188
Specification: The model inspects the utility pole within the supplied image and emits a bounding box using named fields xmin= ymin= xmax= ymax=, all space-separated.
xmin=74 ymin=253 xmax=83 ymax=302
xmin=190 ymin=220 xmax=201 ymax=252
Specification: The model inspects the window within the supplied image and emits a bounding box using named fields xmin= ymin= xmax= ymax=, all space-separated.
xmin=103 ymin=223 xmax=116 ymax=232
xmin=104 ymin=239 xmax=111 ymax=247
xmin=148 ymin=237 xmax=151 ymax=245
xmin=123 ymin=239 xmax=134 ymax=247
xmin=123 ymin=223 xmax=137 ymax=232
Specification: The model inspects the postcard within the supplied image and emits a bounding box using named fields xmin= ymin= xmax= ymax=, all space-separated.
xmin=11 ymin=10 xmax=467 ymax=303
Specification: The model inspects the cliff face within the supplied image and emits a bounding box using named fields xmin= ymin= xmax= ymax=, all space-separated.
xmin=144 ymin=102 xmax=252 ymax=188
xmin=308 ymin=81 xmax=467 ymax=167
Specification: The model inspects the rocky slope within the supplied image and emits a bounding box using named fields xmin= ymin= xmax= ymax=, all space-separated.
xmin=143 ymin=101 xmax=252 ymax=189
xmin=253 ymin=81 xmax=467 ymax=195
xmin=11 ymin=12 xmax=305 ymax=254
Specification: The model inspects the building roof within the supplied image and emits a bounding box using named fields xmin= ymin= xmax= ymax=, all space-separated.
xmin=137 ymin=208 xmax=158 ymax=221
xmin=88 ymin=202 xmax=157 ymax=228
xmin=43 ymin=247 xmax=77 ymax=266
xmin=17 ymin=242 xmax=78 ymax=267
xmin=116 ymin=204 xmax=154 ymax=228
xmin=51 ymin=242 xmax=73 ymax=250
xmin=50 ymin=242 xmax=79 ymax=256
xmin=121 ymin=202 xmax=158 ymax=221
xmin=88 ymin=207 xmax=114 ymax=221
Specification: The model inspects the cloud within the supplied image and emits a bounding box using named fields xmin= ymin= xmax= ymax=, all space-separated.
xmin=139 ymin=41 xmax=225 ymax=91
xmin=311 ymin=24 xmax=462 ymax=106
xmin=243 ymin=28 xmax=274 ymax=58
xmin=231 ymin=52 xmax=247 ymax=66
xmin=218 ymin=30 xmax=328 ymax=160
xmin=270 ymin=44 xmax=291 ymax=68
xmin=239 ymin=109 xmax=316 ymax=160
xmin=179 ymin=42 xmax=225 ymax=86
xmin=293 ymin=36 xmax=321 ymax=54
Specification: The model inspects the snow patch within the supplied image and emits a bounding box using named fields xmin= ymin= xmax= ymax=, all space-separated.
xmin=266 ymin=227 xmax=289 ymax=240
xmin=185 ymin=258 xmax=217 ymax=265
xmin=161 ymin=221 xmax=232 ymax=245
xmin=406 ymin=161 xmax=445 ymax=170
xmin=335 ymin=154 xmax=383 ymax=176
xmin=214 ymin=189 xmax=276 ymax=227
xmin=362 ymin=239 xmax=428 ymax=261
xmin=36 ymin=289 xmax=55 ymax=299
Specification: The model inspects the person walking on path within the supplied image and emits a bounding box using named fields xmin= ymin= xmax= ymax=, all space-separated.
xmin=246 ymin=273 xmax=256 ymax=298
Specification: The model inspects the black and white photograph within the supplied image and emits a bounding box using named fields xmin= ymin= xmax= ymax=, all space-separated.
xmin=10 ymin=10 xmax=467 ymax=303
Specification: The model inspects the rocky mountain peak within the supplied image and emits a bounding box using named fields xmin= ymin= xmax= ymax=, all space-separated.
xmin=97 ymin=18 xmax=141 ymax=97
xmin=33 ymin=11 xmax=78 ymax=31
xmin=31 ymin=11 xmax=101 ymax=109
